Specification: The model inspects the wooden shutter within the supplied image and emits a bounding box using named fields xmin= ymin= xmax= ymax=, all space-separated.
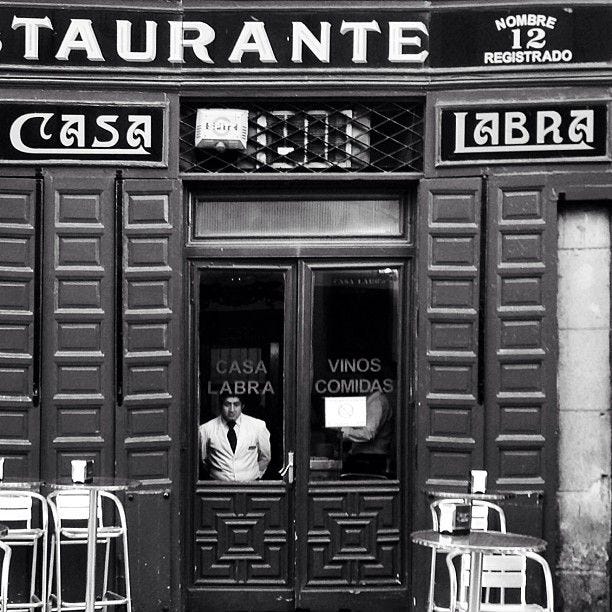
xmin=119 ymin=178 xmax=182 ymax=612
xmin=41 ymin=174 xmax=115 ymax=479
xmin=484 ymin=174 xmax=556 ymax=544
xmin=416 ymin=177 xmax=484 ymax=494
xmin=0 ymin=177 xmax=39 ymax=477
xmin=413 ymin=178 xmax=483 ymax=607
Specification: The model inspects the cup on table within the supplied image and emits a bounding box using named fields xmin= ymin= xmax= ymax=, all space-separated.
xmin=71 ymin=459 xmax=94 ymax=483
xmin=470 ymin=469 xmax=488 ymax=493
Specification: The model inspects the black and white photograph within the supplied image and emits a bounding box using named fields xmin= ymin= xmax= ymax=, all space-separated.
xmin=0 ymin=1 xmax=609 ymax=611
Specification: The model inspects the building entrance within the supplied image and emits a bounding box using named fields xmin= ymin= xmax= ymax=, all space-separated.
xmin=186 ymin=257 xmax=412 ymax=611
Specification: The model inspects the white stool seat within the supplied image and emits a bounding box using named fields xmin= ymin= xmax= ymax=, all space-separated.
xmin=59 ymin=526 xmax=123 ymax=540
xmin=0 ymin=528 xmax=44 ymax=541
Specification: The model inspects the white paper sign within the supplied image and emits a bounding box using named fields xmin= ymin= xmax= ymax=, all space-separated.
xmin=195 ymin=108 xmax=248 ymax=150
xmin=324 ymin=396 xmax=367 ymax=428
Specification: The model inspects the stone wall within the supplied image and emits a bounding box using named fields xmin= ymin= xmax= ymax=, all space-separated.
xmin=557 ymin=205 xmax=611 ymax=611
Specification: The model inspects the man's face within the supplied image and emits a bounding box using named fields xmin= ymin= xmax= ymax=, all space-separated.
xmin=221 ymin=397 xmax=242 ymax=422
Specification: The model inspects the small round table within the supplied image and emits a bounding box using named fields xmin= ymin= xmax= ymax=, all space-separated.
xmin=46 ymin=478 xmax=133 ymax=612
xmin=423 ymin=488 xmax=516 ymax=502
xmin=411 ymin=530 xmax=546 ymax=612
xmin=0 ymin=478 xmax=43 ymax=491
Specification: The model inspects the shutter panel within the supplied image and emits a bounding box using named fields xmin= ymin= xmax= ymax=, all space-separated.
xmin=0 ymin=178 xmax=39 ymax=477
xmin=485 ymin=174 xmax=556 ymax=542
xmin=42 ymin=175 xmax=115 ymax=479
xmin=120 ymin=179 xmax=182 ymax=612
xmin=413 ymin=178 xmax=483 ymax=608
xmin=119 ymin=178 xmax=181 ymax=483
xmin=126 ymin=488 xmax=172 ymax=612
xmin=416 ymin=177 xmax=483 ymax=494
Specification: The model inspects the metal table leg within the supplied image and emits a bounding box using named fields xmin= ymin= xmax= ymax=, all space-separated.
xmin=85 ymin=489 xmax=98 ymax=612
xmin=467 ymin=550 xmax=483 ymax=612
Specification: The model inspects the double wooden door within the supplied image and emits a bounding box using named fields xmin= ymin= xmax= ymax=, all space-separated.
xmin=188 ymin=259 xmax=411 ymax=611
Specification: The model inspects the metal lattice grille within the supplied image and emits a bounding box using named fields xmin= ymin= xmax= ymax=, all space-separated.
xmin=180 ymin=99 xmax=424 ymax=173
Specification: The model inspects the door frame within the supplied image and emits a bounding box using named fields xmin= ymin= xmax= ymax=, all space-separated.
xmin=182 ymin=183 xmax=418 ymax=611
xmin=185 ymin=257 xmax=415 ymax=611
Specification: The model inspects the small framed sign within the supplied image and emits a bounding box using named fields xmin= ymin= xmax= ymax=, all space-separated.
xmin=0 ymin=102 xmax=166 ymax=166
xmin=324 ymin=396 xmax=367 ymax=428
xmin=438 ymin=103 xmax=608 ymax=165
xmin=429 ymin=7 xmax=612 ymax=68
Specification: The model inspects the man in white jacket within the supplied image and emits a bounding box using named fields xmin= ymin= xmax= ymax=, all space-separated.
xmin=199 ymin=395 xmax=271 ymax=481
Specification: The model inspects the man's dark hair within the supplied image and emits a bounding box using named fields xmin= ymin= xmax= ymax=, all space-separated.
xmin=220 ymin=394 xmax=244 ymax=406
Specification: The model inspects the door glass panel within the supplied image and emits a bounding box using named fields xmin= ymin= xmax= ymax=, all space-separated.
xmin=309 ymin=268 xmax=400 ymax=481
xmin=199 ymin=269 xmax=285 ymax=480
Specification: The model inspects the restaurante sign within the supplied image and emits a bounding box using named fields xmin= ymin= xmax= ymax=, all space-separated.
xmin=0 ymin=6 xmax=608 ymax=72
xmin=0 ymin=9 xmax=429 ymax=69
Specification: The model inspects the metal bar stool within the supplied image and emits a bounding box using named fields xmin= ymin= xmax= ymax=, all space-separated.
xmin=428 ymin=498 xmax=507 ymax=612
xmin=446 ymin=549 xmax=554 ymax=611
xmin=46 ymin=488 xmax=131 ymax=612
xmin=0 ymin=491 xmax=48 ymax=611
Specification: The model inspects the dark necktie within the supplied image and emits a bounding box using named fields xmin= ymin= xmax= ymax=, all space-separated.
xmin=227 ymin=421 xmax=237 ymax=453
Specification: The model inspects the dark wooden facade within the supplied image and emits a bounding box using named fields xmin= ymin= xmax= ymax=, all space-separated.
xmin=0 ymin=1 xmax=610 ymax=610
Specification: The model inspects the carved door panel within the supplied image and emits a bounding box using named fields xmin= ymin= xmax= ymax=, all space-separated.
xmin=190 ymin=260 xmax=409 ymax=611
